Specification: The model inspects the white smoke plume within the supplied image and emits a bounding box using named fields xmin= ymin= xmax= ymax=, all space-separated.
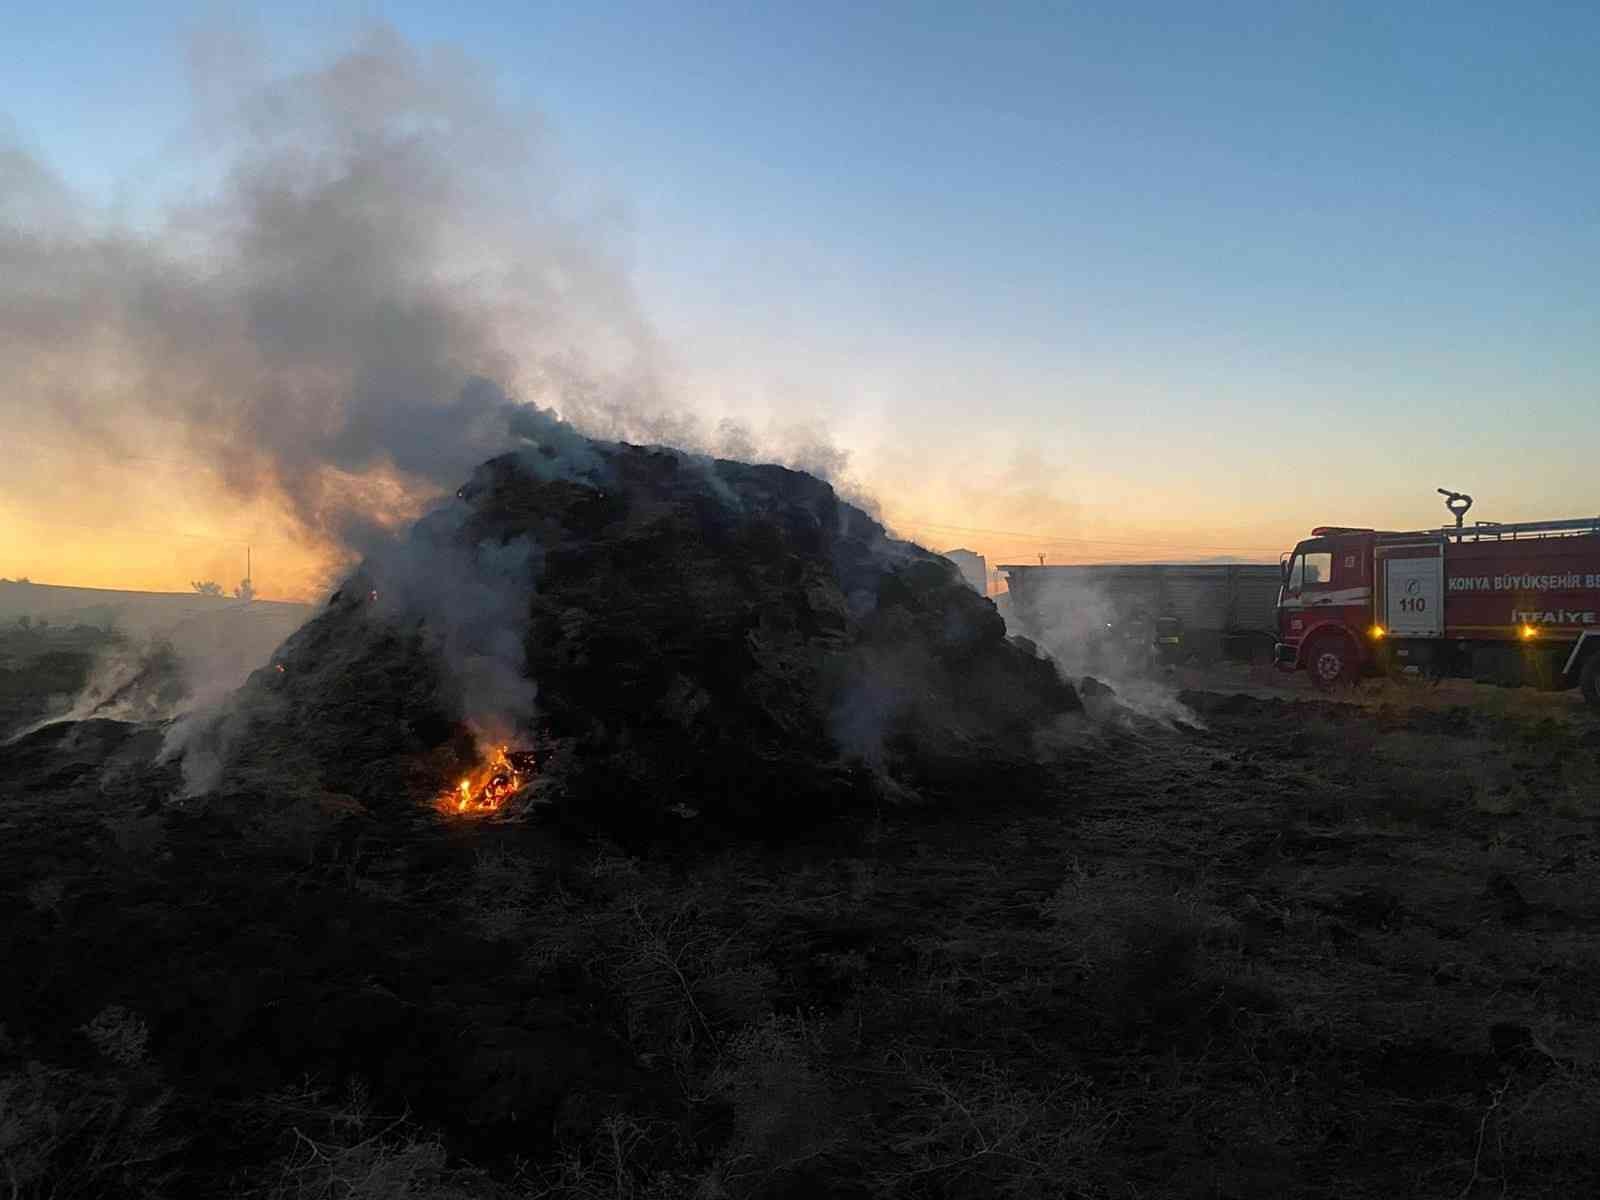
xmin=1 ymin=28 xmax=673 ymax=563
xmin=158 ymin=406 xmax=595 ymax=794
xmin=3 ymin=601 xmax=313 ymax=746
xmin=365 ymin=498 xmax=543 ymax=742
xmin=7 ymin=27 xmax=900 ymax=792
xmin=1007 ymin=576 xmax=1202 ymax=728
xmin=5 ymin=29 xmax=682 ymax=773
xmin=4 ymin=25 xmax=887 ymax=574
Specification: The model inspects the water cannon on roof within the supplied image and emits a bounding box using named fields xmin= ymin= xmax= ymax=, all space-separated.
xmin=1438 ymin=488 xmax=1474 ymax=528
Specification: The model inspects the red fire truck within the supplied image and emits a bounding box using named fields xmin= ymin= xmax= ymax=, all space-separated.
xmin=1275 ymin=491 xmax=1600 ymax=706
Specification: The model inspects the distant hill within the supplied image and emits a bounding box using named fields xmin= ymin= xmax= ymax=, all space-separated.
xmin=0 ymin=581 xmax=312 ymax=640
xmin=0 ymin=582 xmax=317 ymax=736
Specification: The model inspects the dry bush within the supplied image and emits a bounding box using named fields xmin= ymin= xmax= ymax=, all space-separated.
xmin=509 ymin=861 xmax=848 ymax=1194
xmin=701 ymin=1014 xmax=841 ymax=1190
xmin=79 ymin=1004 xmax=151 ymax=1068
xmin=462 ymin=847 xmax=550 ymax=942
xmin=513 ymin=859 xmax=773 ymax=1070
xmin=520 ymin=1114 xmax=696 ymax=1200
xmin=595 ymin=890 xmax=775 ymax=1070
xmin=1436 ymin=1051 xmax=1600 ymax=1200
xmin=252 ymin=1081 xmax=492 ymax=1200
xmin=263 ymin=1125 xmax=480 ymax=1200
xmin=0 ymin=1062 xmax=181 ymax=1199
xmin=867 ymin=1053 xmax=1114 ymax=1199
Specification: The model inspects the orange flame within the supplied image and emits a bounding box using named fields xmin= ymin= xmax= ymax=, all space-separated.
xmin=444 ymin=745 xmax=523 ymax=816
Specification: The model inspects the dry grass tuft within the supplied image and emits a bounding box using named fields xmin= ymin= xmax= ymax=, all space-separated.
xmin=0 ymin=1062 xmax=181 ymax=1199
xmin=252 ymin=1081 xmax=492 ymax=1200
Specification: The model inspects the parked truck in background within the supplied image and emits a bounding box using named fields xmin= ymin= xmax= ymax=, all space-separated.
xmin=1275 ymin=490 xmax=1600 ymax=706
xmin=999 ymin=562 xmax=1283 ymax=667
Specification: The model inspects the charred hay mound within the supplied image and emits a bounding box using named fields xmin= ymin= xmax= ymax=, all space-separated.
xmin=195 ymin=438 xmax=1079 ymax=838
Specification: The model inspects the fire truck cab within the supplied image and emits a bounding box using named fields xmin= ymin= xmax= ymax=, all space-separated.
xmin=1275 ymin=494 xmax=1600 ymax=706
xmin=1275 ymin=528 xmax=1380 ymax=689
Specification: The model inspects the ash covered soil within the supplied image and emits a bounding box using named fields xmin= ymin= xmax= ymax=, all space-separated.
xmin=5 ymin=449 xmax=1600 ymax=1198
xmin=6 ymin=688 xmax=1600 ymax=1197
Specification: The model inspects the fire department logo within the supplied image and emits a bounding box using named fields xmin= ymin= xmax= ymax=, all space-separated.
xmin=1405 ymin=579 xmax=1421 ymax=595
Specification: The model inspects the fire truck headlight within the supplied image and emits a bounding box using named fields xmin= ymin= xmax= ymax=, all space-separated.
xmin=1369 ymin=625 xmax=1386 ymax=640
xmin=1520 ymin=624 xmax=1537 ymax=639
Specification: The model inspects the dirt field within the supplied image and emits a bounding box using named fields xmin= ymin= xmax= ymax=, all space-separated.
xmin=1178 ymin=656 xmax=1597 ymax=719
xmin=3 ymin=668 xmax=1598 ymax=1197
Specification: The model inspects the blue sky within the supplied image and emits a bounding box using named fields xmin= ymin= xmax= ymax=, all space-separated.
xmin=6 ymin=1 xmax=1599 ymax=582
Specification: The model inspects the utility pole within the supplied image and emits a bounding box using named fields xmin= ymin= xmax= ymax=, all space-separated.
xmin=235 ymin=545 xmax=256 ymax=603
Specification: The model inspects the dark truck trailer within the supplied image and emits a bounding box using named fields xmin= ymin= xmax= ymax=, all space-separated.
xmin=998 ymin=562 xmax=1282 ymax=664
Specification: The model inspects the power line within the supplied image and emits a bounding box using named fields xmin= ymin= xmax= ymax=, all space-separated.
xmin=890 ymin=517 xmax=1283 ymax=555
xmin=4 ymin=498 xmax=1282 ymax=558
xmin=10 ymin=436 xmax=1286 ymax=556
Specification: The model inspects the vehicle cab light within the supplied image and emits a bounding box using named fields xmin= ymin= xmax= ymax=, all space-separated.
xmin=1369 ymin=625 xmax=1386 ymax=639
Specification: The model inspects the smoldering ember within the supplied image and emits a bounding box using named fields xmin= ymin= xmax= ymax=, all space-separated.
xmin=8 ymin=418 xmax=1600 ymax=1199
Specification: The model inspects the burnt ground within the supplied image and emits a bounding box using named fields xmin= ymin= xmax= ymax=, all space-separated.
xmin=0 ymin=624 xmax=118 ymax=736
xmin=3 ymin=677 xmax=1599 ymax=1198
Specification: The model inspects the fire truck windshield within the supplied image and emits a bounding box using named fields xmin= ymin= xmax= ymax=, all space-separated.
xmin=1285 ymin=546 xmax=1332 ymax=593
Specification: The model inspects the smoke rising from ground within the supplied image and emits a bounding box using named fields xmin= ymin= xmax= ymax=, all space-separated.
xmin=1006 ymin=577 xmax=1202 ymax=728
xmin=366 ymin=498 xmax=543 ymax=739
xmin=1 ymin=597 xmax=310 ymax=747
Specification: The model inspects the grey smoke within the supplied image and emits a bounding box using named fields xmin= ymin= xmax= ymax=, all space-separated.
xmin=9 ymin=27 xmax=900 ymax=793
xmin=3 ymin=601 xmax=314 ymax=746
xmin=713 ymin=418 xmax=758 ymax=462
xmin=365 ymin=498 xmax=543 ymax=740
xmin=1 ymin=27 xmax=679 ymax=787
xmin=159 ymin=410 xmax=587 ymax=794
xmin=1007 ymin=576 xmax=1202 ymax=728
xmin=2 ymin=26 xmax=875 ymax=551
xmin=1 ymin=27 xmax=664 ymax=559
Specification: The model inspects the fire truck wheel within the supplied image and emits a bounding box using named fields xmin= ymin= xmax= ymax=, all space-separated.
xmin=1582 ymin=653 xmax=1600 ymax=708
xmin=1306 ymin=634 xmax=1355 ymax=691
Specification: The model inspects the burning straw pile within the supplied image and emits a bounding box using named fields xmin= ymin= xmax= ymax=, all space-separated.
xmin=181 ymin=426 xmax=1079 ymax=839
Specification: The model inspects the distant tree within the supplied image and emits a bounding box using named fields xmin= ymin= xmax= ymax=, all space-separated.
xmin=234 ymin=578 xmax=256 ymax=602
xmin=191 ymin=580 xmax=224 ymax=597
xmin=17 ymin=615 xmax=31 ymax=631
xmin=17 ymin=576 xmax=30 ymax=584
